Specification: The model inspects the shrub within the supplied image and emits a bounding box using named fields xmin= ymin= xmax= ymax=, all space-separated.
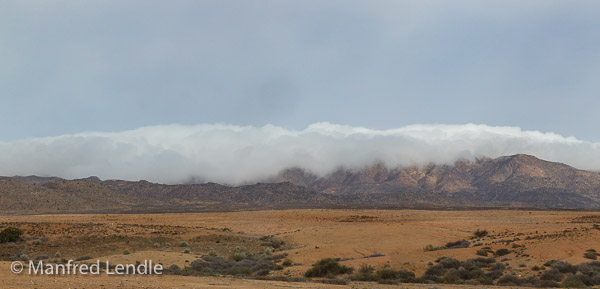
xmin=358 ymin=264 xmax=375 ymax=274
xmin=544 ymin=260 xmax=557 ymax=267
xmin=225 ymin=266 xmax=252 ymax=275
xmin=474 ymin=229 xmax=488 ymax=238
xmin=229 ymin=253 xmax=246 ymax=261
xmin=260 ymin=236 xmax=285 ymax=249
xmin=445 ymin=240 xmax=470 ymax=249
xmin=425 ymin=264 xmax=447 ymax=276
xmin=476 ymin=275 xmax=494 ymax=285
xmin=305 ymin=258 xmax=353 ymax=277
xmin=75 ymin=256 xmax=93 ymax=261
xmin=438 ymin=257 xmax=461 ymax=269
xmin=0 ymin=227 xmax=23 ymax=243
xmin=495 ymin=248 xmax=511 ymax=256
xmin=562 ymin=274 xmax=585 ymax=288
xmin=168 ymin=264 xmax=181 ymax=272
xmin=424 ymin=244 xmax=436 ymax=251
xmin=320 ymin=278 xmax=350 ymax=285
xmin=551 ymin=261 xmax=577 ymax=274
xmin=486 ymin=269 xmax=504 ymax=280
xmin=55 ymin=251 xmax=61 ymax=258
xmin=584 ymin=251 xmax=598 ymax=260
xmin=491 ymin=262 xmax=506 ymax=271
xmin=179 ymin=241 xmax=189 ymax=247
xmin=540 ymin=268 xmax=563 ymax=282
xmin=264 ymin=253 xmax=288 ymax=261
xmin=497 ymin=274 xmax=522 ymax=285
xmin=282 ymin=258 xmax=293 ymax=267
xmin=182 ymin=248 xmax=191 ymax=254
xmin=441 ymin=268 xmax=462 ymax=284
xmin=532 ymin=265 xmax=541 ymax=271
xmin=352 ymin=264 xmax=376 ymax=281
xmin=476 ymin=249 xmax=488 ymax=256
xmin=374 ymin=268 xmax=416 ymax=282
xmin=462 ymin=257 xmax=496 ymax=269
xmin=185 ymin=255 xmax=286 ymax=277
xmin=123 ymin=249 xmax=131 ymax=255
xmin=34 ymin=254 xmax=49 ymax=260
xmin=153 ymin=242 xmax=160 ymax=248
xmin=375 ymin=268 xmax=398 ymax=280
xmin=536 ymin=279 xmax=560 ymax=288
xmin=32 ymin=239 xmax=42 ymax=245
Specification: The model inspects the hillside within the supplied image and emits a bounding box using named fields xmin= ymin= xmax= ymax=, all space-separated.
xmin=273 ymin=154 xmax=600 ymax=208
xmin=1 ymin=154 xmax=600 ymax=214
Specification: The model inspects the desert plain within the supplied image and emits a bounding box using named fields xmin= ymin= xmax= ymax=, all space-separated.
xmin=1 ymin=209 xmax=600 ymax=288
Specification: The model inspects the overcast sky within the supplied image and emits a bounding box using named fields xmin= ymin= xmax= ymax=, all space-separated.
xmin=1 ymin=1 xmax=600 ymax=182
xmin=2 ymin=0 xmax=600 ymax=141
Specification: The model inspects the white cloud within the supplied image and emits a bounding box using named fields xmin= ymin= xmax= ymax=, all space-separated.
xmin=0 ymin=122 xmax=598 ymax=184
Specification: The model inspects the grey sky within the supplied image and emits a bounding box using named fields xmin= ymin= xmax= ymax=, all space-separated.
xmin=2 ymin=1 xmax=600 ymax=141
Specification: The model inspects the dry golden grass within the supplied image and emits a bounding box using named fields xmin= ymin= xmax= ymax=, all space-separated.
xmin=2 ymin=209 xmax=600 ymax=288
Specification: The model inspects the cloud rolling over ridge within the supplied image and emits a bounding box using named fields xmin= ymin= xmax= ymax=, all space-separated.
xmin=0 ymin=123 xmax=598 ymax=185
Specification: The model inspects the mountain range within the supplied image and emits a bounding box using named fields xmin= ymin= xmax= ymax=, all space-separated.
xmin=1 ymin=154 xmax=600 ymax=214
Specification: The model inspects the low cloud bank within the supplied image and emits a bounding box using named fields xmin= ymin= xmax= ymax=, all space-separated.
xmin=0 ymin=123 xmax=599 ymax=184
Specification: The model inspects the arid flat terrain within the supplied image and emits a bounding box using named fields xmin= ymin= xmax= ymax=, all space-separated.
xmin=2 ymin=209 xmax=600 ymax=288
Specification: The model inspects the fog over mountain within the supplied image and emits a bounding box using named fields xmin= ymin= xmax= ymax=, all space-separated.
xmin=1 ymin=122 xmax=599 ymax=185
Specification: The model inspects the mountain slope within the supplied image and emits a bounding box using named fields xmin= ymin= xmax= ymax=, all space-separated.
xmin=1 ymin=154 xmax=600 ymax=214
xmin=272 ymin=154 xmax=600 ymax=208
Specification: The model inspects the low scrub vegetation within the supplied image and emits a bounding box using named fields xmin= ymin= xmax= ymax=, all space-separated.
xmin=168 ymin=252 xmax=286 ymax=277
xmin=473 ymin=229 xmax=488 ymax=238
xmin=424 ymin=239 xmax=470 ymax=251
xmin=584 ymin=249 xmax=598 ymax=260
xmin=305 ymin=258 xmax=353 ymax=277
xmin=302 ymin=256 xmax=600 ymax=287
xmin=0 ymin=227 xmax=23 ymax=243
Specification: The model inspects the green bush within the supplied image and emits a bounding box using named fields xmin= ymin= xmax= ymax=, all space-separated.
xmin=282 ymin=258 xmax=293 ymax=267
xmin=352 ymin=264 xmax=376 ymax=281
xmin=0 ymin=227 xmax=23 ymax=243
xmin=229 ymin=253 xmax=247 ymax=261
xmin=375 ymin=268 xmax=415 ymax=282
xmin=305 ymin=258 xmax=353 ymax=277
xmin=476 ymin=249 xmax=488 ymax=256
xmin=495 ymin=248 xmax=511 ymax=256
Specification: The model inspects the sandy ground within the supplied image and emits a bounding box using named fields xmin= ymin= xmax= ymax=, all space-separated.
xmin=2 ymin=209 xmax=600 ymax=288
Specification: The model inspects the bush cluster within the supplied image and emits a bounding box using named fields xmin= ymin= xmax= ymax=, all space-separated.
xmin=169 ymin=253 xmax=286 ymax=277
xmin=0 ymin=227 xmax=23 ymax=243
xmin=305 ymin=258 xmax=353 ymax=277
xmin=346 ymin=257 xmax=600 ymax=287
xmin=474 ymin=229 xmax=488 ymax=238
xmin=424 ymin=239 xmax=471 ymax=251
